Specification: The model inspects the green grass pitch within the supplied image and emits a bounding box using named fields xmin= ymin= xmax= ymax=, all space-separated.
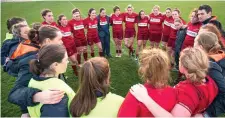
xmin=1 ymin=1 xmax=225 ymax=117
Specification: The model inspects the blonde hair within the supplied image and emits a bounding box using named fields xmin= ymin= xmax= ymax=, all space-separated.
xmin=200 ymin=24 xmax=224 ymax=48
xmin=139 ymin=48 xmax=170 ymax=88
xmin=153 ymin=5 xmax=160 ymax=10
xmin=126 ymin=4 xmax=134 ymax=10
xmin=180 ymin=48 xmax=209 ymax=83
xmin=189 ymin=8 xmax=198 ymax=19
xmin=195 ymin=31 xmax=221 ymax=54
xmin=12 ymin=23 xmax=28 ymax=37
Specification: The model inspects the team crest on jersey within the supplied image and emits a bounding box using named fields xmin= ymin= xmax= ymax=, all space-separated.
xmin=126 ymin=17 xmax=135 ymax=22
xmin=164 ymin=21 xmax=171 ymax=26
xmin=100 ymin=21 xmax=108 ymax=25
xmin=62 ymin=32 xmax=72 ymax=37
xmin=74 ymin=25 xmax=84 ymax=30
xmin=170 ymin=24 xmax=176 ymax=30
xmin=150 ymin=18 xmax=160 ymax=23
xmin=113 ymin=21 xmax=122 ymax=24
xmin=89 ymin=24 xmax=97 ymax=28
xmin=138 ymin=23 xmax=147 ymax=27
xmin=186 ymin=30 xmax=198 ymax=37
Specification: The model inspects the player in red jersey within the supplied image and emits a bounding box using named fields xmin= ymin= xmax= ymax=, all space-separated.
xmin=118 ymin=48 xmax=177 ymax=117
xmin=135 ymin=10 xmax=149 ymax=60
xmin=41 ymin=9 xmax=57 ymax=27
xmin=84 ymin=8 xmax=103 ymax=57
xmin=149 ymin=5 xmax=165 ymax=48
xmin=110 ymin=6 xmax=124 ymax=57
xmin=167 ymin=8 xmax=186 ymax=64
xmin=181 ymin=9 xmax=202 ymax=50
xmin=57 ymin=14 xmax=78 ymax=76
xmin=129 ymin=48 xmax=218 ymax=117
xmin=69 ymin=8 xmax=88 ymax=65
xmin=123 ymin=5 xmax=138 ymax=57
xmin=162 ymin=8 xmax=173 ymax=50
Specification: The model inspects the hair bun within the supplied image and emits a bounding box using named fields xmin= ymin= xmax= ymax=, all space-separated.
xmin=28 ymin=29 xmax=39 ymax=43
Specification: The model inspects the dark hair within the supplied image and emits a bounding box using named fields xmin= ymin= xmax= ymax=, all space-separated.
xmin=70 ymin=57 xmax=110 ymax=117
xmin=113 ymin=6 xmax=120 ymax=13
xmin=29 ymin=44 xmax=66 ymax=76
xmin=41 ymin=9 xmax=52 ymax=19
xmin=6 ymin=17 xmax=25 ymax=33
xmin=88 ymin=8 xmax=95 ymax=17
xmin=166 ymin=7 xmax=172 ymax=11
xmin=138 ymin=10 xmax=145 ymax=21
xmin=57 ymin=14 xmax=66 ymax=26
xmin=198 ymin=4 xmax=212 ymax=13
xmin=31 ymin=22 xmax=41 ymax=31
xmin=173 ymin=8 xmax=181 ymax=14
xmin=100 ymin=8 xmax=105 ymax=13
xmin=28 ymin=25 xmax=60 ymax=44
xmin=72 ymin=8 xmax=80 ymax=14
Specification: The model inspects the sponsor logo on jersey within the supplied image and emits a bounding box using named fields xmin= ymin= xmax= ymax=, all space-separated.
xmin=62 ymin=32 xmax=72 ymax=37
xmin=89 ymin=24 xmax=97 ymax=29
xmin=100 ymin=21 xmax=108 ymax=25
xmin=150 ymin=18 xmax=160 ymax=23
xmin=186 ymin=30 xmax=198 ymax=37
xmin=74 ymin=25 xmax=84 ymax=30
xmin=113 ymin=21 xmax=122 ymax=24
xmin=138 ymin=23 xmax=148 ymax=27
xmin=126 ymin=17 xmax=135 ymax=22
xmin=170 ymin=24 xmax=176 ymax=30
xmin=164 ymin=21 xmax=171 ymax=26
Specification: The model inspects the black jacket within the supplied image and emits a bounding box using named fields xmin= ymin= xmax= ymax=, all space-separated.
xmin=206 ymin=61 xmax=225 ymax=116
xmin=202 ymin=16 xmax=225 ymax=38
xmin=174 ymin=27 xmax=187 ymax=69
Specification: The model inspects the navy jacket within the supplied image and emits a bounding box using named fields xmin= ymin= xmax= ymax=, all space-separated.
xmin=8 ymin=54 xmax=41 ymax=113
xmin=174 ymin=27 xmax=187 ymax=68
xmin=97 ymin=15 xmax=110 ymax=36
xmin=1 ymin=37 xmax=21 ymax=66
xmin=8 ymin=53 xmax=67 ymax=113
xmin=214 ymin=58 xmax=225 ymax=76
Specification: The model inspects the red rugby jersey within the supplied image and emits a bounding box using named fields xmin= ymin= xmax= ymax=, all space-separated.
xmin=169 ymin=18 xmax=186 ymax=39
xmin=149 ymin=13 xmax=165 ymax=33
xmin=118 ymin=83 xmax=177 ymax=117
xmin=123 ymin=12 xmax=138 ymax=29
xmin=57 ymin=25 xmax=73 ymax=40
xmin=175 ymin=76 xmax=218 ymax=115
xmin=182 ymin=22 xmax=202 ymax=49
xmin=163 ymin=16 xmax=173 ymax=36
xmin=57 ymin=25 xmax=75 ymax=47
xmin=41 ymin=21 xmax=57 ymax=27
xmin=110 ymin=14 xmax=124 ymax=32
xmin=68 ymin=19 xmax=86 ymax=40
xmin=136 ymin=16 xmax=149 ymax=34
xmin=84 ymin=17 xmax=98 ymax=38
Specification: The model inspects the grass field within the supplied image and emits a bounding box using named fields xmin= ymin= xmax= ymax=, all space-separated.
xmin=1 ymin=1 xmax=225 ymax=117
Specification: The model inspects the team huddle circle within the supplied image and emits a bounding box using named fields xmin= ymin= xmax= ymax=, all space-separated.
xmin=2 ymin=2 xmax=225 ymax=117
